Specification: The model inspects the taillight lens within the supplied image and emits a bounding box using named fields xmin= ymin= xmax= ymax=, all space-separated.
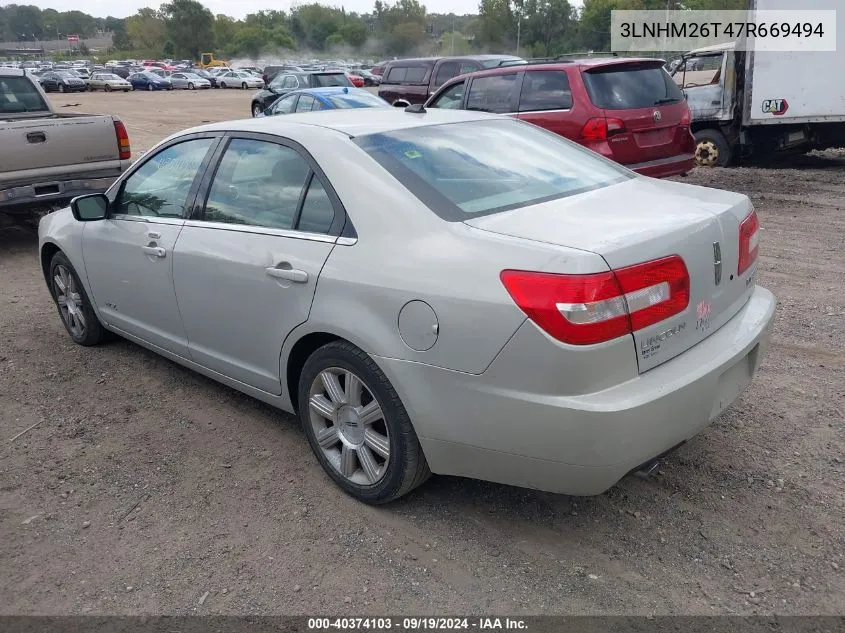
xmin=114 ymin=120 xmax=131 ymax=160
xmin=501 ymin=255 xmax=690 ymax=346
xmin=737 ymin=209 xmax=759 ymax=275
xmin=579 ymin=117 xmax=625 ymax=142
xmin=680 ymin=108 xmax=691 ymax=125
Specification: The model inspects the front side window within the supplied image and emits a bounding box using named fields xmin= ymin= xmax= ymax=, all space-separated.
xmin=355 ymin=119 xmax=630 ymax=220
xmin=202 ymin=139 xmax=311 ymax=230
xmin=0 ymin=76 xmax=49 ymax=113
xmin=296 ymin=95 xmax=315 ymax=112
xmin=434 ymin=62 xmax=458 ymax=87
xmin=675 ymin=54 xmax=723 ymax=88
xmin=271 ymin=95 xmax=297 ymax=114
xmin=428 ymin=81 xmax=465 ymax=109
xmin=519 ymin=70 xmax=572 ymax=111
xmin=115 ymin=138 xmax=214 ymax=218
xmin=466 ymin=74 xmax=518 ymax=114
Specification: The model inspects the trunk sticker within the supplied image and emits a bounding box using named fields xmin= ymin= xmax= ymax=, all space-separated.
xmin=696 ymin=300 xmax=713 ymax=334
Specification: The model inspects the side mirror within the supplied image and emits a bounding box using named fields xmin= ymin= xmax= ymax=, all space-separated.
xmin=70 ymin=193 xmax=109 ymax=222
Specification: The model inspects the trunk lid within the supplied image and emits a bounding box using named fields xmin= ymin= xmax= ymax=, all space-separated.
xmin=581 ymin=61 xmax=692 ymax=165
xmin=466 ymin=177 xmax=757 ymax=372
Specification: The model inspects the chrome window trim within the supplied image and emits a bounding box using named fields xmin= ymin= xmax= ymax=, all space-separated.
xmin=336 ymin=236 xmax=358 ymax=246
xmin=517 ymin=108 xmax=572 ymax=114
xmin=110 ymin=214 xmax=185 ymax=225
xmin=183 ymin=219 xmax=338 ymax=243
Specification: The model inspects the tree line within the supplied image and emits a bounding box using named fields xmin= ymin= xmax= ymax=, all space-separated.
xmin=1 ymin=0 xmax=747 ymax=61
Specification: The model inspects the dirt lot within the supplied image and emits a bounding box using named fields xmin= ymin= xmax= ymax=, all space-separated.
xmin=1 ymin=90 xmax=843 ymax=616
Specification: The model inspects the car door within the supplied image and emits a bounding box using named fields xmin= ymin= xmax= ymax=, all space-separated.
xmin=426 ymin=79 xmax=467 ymax=109
xmin=269 ymin=94 xmax=298 ymax=116
xmin=464 ymin=72 xmax=521 ymax=115
xmin=172 ymin=134 xmax=344 ymax=394
xmin=82 ymin=135 xmax=220 ymax=356
xmin=295 ymin=94 xmax=315 ymax=112
xmin=516 ymin=69 xmax=580 ymax=141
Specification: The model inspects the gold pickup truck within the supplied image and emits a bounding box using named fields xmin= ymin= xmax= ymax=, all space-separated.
xmin=0 ymin=67 xmax=131 ymax=228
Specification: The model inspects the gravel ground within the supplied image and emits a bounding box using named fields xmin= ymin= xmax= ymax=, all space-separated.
xmin=0 ymin=91 xmax=843 ymax=616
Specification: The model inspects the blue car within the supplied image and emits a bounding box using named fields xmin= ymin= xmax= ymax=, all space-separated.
xmin=257 ymin=87 xmax=389 ymax=117
xmin=128 ymin=71 xmax=173 ymax=91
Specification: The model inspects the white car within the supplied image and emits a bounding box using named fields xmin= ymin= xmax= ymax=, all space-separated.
xmin=218 ymin=71 xmax=264 ymax=89
xmin=87 ymin=72 xmax=132 ymax=92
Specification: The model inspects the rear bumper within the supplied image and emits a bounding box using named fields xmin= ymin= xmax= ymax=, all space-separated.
xmin=0 ymin=174 xmax=122 ymax=211
xmin=628 ymin=153 xmax=696 ymax=178
xmin=376 ymin=285 xmax=776 ymax=496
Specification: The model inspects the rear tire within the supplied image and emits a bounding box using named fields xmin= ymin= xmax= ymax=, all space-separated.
xmin=694 ymin=129 xmax=733 ymax=167
xmin=48 ymin=252 xmax=108 ymax=347
xmin=147 ymin=83 xmax=154 ymax=91
xmin=220 ymin=82 xmax=227 ymax=89
xmin=241 ymin=82 xmax=247 ymax=89
xmin=105 ymin=84 xmax=111 ymax=92
xmin=298 ymin=341 xmax=430 ymax=504
xmin=189 ymin=82 xmax=195 ymax=90
xmin=58 ymin=84 xmax=65 ymax=93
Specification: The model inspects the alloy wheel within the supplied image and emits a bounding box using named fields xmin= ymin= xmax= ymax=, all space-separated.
xmin=308 ymin=368 xmax=390 ymax=486
xmin=695 ymin=140 xmax=719 ymax=167
xmin=53 ymin=264 xmax=86 ymax=338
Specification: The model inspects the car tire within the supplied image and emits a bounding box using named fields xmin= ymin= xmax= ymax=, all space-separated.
xmin=189 ymin=82 xmax=195 ymax=90
xmin=241 ymin=82 xmax=247 ymax=89
xmin=298 ymin=340 xmax=431 ymax=504
xmin=694 ymin=129 xmax=733 ymax=167
xmin=48 ymin=252 xmax=108 ymax=347
xmin=251 ymin=103 xmax=263 ymax=117
xmin=220 ymin=82 xmax=227 ymax=89
xmin=58 ymin=84 xmax=65 ymax=93
xmin=147 ymin=83 xmax=154 ymax=91
xmin=124 ymin=89 xmax=130 ymax=93
xmin=105 ymin=84 xmax=111 ymax=92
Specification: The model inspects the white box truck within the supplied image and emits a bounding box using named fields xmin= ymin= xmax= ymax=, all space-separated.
xmin=671 ymin=0 xmax=844 ymax=166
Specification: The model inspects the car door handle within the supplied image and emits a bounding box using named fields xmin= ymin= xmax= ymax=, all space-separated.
xmin=141 ymin=245 xmax=166 ymax=258
xmin=266 ymin=266 xmax=308 ymax=283
xmin=26 ymin=132 xmax=47 ymax=143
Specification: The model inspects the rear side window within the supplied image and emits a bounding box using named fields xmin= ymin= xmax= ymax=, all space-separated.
xmin=0 ymin=76 xmax=49 ymax=113
xmin=429 ymin=81 xmax=465 ymax=109
xmin=519 ymin=70 xmax=572 ymax=111
xmin=313 ymin=73 xmax=351 ymax=88
xmin=385 ymin=65 xmax=427 ymax=84
xmin=433 ymin=62 xmax=458 ymax=88
xmin=582 ymin=64 xmax=683 ymax=109
xmin=466 ymin=74 xmax=518 ymax=114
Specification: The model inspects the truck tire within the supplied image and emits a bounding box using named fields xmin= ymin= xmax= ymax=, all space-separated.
xmin=694 ymin=129 xmax=733 ymax=167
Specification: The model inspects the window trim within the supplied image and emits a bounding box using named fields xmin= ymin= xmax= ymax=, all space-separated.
xmin=106 ymin=133 xmax=224 ymax=221
xmin=429 ymin=79 xmax=468 ymax=110
xmin=295 ymin=94 xmax=315 ymax=113
xmin=190 ymin=131 xmax=349 ymax=237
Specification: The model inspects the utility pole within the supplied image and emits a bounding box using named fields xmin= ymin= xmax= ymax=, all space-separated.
xmin=516 ymin=11 xmax=521 ymax=57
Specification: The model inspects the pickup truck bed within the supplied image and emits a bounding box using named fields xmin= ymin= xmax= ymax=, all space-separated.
xmin=0 ymin=68 xmax=131 ymax=224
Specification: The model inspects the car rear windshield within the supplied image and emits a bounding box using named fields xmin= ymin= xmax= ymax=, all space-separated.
xmin=354 ymin=119 xmax=630 ymax=220
xmin=313 ymin=73 xmax=350 ymax=87
xmin=582 ymin=63 xmax=683 ymax=110
xmin=0 ymin=76 xmax=49 ymax=113
xmin=326 ymin=91 xmax=388 ymax=108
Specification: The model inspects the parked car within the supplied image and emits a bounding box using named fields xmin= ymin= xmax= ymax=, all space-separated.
xmin=128 ymin=71 xmax=173 ymax=91
xmin=349 ymin=69 xmax=380 ymax=86
xmin=87 ymin=72 xmax=132 ymax=92
xmin=38 ymin=70 xmax=88 ymax=93
xmin=169 ymin=72 xmax=211 ymax=90
xmin=0 ymin=67 xmax=131 ymax=227
xmin=347 ymin=73 xmax=365 ymax=88
xmin=218 ymin=70 xmax=264 ymax=89
xmin=370 ymin=60 xmax=390 ymax=77
xmin=250 ymin=71 xmax=353 ymax=117
xmin=39 ymin=108 xmax=774 ymax=504
xmin=105 ymin=65 xmax=131 ymax=79
xmin=378 ymin=55 xmax=522 ymax=107
xmin=257 ymin=87 xmax=390 ymax=117
xmin=191 ymin=68 xmax=219 ymax=88
xmin=262 ymin=64 xmax=305 ymax=86
xmin=426 ymin=59 xmax=696 ymax=178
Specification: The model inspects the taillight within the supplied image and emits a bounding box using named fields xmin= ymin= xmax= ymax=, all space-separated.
xmin=114 ymin=120 xmax=131 ymax=160
xmin=579 ymin=117 xmax=625 ymax=142
xmin=737 ymin=209 xmax=759 ymax=275
xmin=680 ymin=108 xmax=691 ymax=125
xmin=500 ymin=255 xmax=690 ymax=346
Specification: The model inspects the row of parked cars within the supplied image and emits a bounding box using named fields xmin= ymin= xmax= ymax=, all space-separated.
xmin=251 ymin=54 xmax=696 ymax=178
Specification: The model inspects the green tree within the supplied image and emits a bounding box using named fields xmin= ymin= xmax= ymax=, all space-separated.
xmin=439 ymin=31 xmax=471 ymax=55
xmin=269 ymin=26 xmax=297 ymax=50
xmin=478 ymin=0 xmax=515 ymax=50
xmin=6 ymin=4 xmax=44 ymax=41
xmin=325 ymin=33 xmax=344 ymax=49
xmin=213 ymin=14 xmax=238 ymax=48
xmin=125 ymin=8 xmax=166 ymax=54
xmin=160 ymin=0 xmax=215 ymax=59
xmin=231 ymin=26 xmax=265 ymax=59
xmin=340 ymin=21 xmax=367 ymax=48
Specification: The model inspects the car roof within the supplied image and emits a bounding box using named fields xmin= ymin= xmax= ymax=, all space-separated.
xmin=686 ymin=42 xmax=734 ymax=55
xmin=295 ymin=86 xmax=368 ymax=96
xmin=0 ymin=67 xmax=24 ymax=77
xmin=190 ymin=108 xmax=498 ymax=139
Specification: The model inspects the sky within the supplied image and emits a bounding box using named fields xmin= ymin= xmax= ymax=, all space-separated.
xmin=22 ymin=0 xmax=581 ymax=20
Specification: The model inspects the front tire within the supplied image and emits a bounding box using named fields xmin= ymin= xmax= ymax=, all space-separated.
xmin=58 ymin=84 xmax=65 ymax=93
xmin=251 ymin=103 xmax=263 ymax=117
xmin=298 ymin=341 xmax=430 ymax=504
xmin=694 ymin=128 xmax=733 ymax=167
xmin=49 ymin=252 xmax=107 ymax=347
xmin=241 ymin=82 xmax=247 ymax=89
xmin=220 ymin=82 xmax=227 ymax=89
xmin=147 ymin=83 xmax=154 ymax=91
xmin=188 ymin=82 xmax=195 ymax=90
xmin=105 ymin=84 xmax=111 ymax=92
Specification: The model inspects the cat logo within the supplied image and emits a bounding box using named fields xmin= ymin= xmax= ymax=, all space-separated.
xmin=761 ymin=99 xmax=789 ymax=116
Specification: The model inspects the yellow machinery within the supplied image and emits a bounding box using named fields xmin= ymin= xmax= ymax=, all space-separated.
xmin=199 ymin=53 xmax=228 ymax=69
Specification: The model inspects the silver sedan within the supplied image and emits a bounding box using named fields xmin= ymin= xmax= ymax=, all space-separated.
xmin=169 ymin=72 xmax=211 ymax=90
xmin=86 ymin=72 xmax=132 ymax=92
xmin=38 ymin=109 xmax=775 ymax=504
xmin=218 ymin=70 xmax=264 ymax=89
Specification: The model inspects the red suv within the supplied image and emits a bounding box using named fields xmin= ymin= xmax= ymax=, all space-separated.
xmin=425 ymin=58 xmax=695 ymax=178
